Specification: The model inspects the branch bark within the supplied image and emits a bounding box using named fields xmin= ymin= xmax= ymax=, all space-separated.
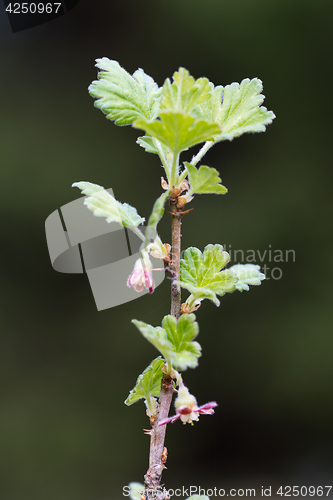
xmin=144 ymin=198 xmax=182 ymax=499
xmin=170 ymin=199 xmax=182 ymax=319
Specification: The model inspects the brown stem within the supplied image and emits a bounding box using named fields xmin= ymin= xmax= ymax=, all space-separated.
xmin=144 ymin=199 xmax=182 ymax=499
xmin=144 ymin=375 xmax=174 ymax=497
xmin=170 ymin=199 xmax=182 ymax=319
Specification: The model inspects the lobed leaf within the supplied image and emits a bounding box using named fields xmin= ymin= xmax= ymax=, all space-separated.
xmin=177 ymin=245 xmax=238 ymax=306
xmin=185 ymin=162 xmax=228 ymax=195
xmin=132 ymin=315 xmax=201 ymax=371
xmin=161 ymin=67 xmax=211 ymax=113
xmin=137 ymin=136 xmax=170 ymax=157
xmin=229 ymin=264 xmax=265 ymax=291
xmin=193 ymin=78 xmax=275 ymax=141
xmin=134 ymin=111 xmax=221 ymax=154
xmin=177 ymin=282 xmax=220 ymax=306
xmin=72 ymin=181 xmax=145 ymax=227
xmin=71 ymin=181 xmax=105 ymax=196
xmin=137 ymin=136 xmax=158 ymax=154
xmin=125 ymin=357 xmax=164 ymax=406
xmin=218 ymin=78 xmax=275 ymax=139
xmin=89 ymin=58 xmax=162 ymax=125
xmin=192 ymin=82 xmax=224 ymax=123
xmin=162 ymin=314 xmax=201 ymax=371
xmin=132 ymin=320 xmax=174 ymax=364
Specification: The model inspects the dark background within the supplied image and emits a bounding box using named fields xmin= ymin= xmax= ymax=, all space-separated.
xmin=1 ymin=1 xmax=332 ymax=499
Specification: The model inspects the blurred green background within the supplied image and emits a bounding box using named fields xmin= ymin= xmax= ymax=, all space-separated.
xmin=1 ymin=0 xmax=332 ymax=499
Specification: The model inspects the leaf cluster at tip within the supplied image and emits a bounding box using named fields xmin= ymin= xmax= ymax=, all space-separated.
xmin=160 ymin=67 xmax=211 ymax=114
xmin=89 ymin=58 xmax=275 ymax=147
xmin=134 ymin=111 xmax=221 ymax=155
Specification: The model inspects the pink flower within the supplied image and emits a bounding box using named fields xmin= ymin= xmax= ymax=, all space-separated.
xmin=159 ymin=381 xmax=217 ymax=426
xmin=127 ymin=257 xmax=154 ymax=294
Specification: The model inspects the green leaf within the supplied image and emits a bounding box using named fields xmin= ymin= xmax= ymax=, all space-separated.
xmin=178 ymin=282 xmax=220 ymax=306
xmin=132 ymin=320 xmax=174 ymax=364
xmin=125 ymin=357 xmax=164 ymax=406
xmin=192 ymin=82 xmax=224 ymax=123
xmin=136 ymin=137 xmax=172 ymax=181
xmin=162 ymin=314 xmax=201 ymax=371
xmin=229 ymin=264 xmax=266 ymax=291
xmin=177 ymin=245 xmax=238 ymax=306
xmin=128 ymin=483 xmax=144 ymax=500
xmin=132 ymin=315 xmax=201 ymax=371
xmin=185 ymin=162 xmax=228 ymax=195
xmin=161 ymin=67 xmax=211 ymax=113
xmin=134 ymin=111 xmax=221 ymax=154
xmin=72 ymin=181 xmax=145 ymax=227
xmin=137 ymin=135 xmax=171 ymax=157
xmin=139 ymin=189 xmax=171 ymax=256
xmin=88 ymin=58 xmax=162 ymax=126
xmin=71 ymin=181 xmax=105 ymax=196
xmin=193 ymin=78 xmax=275 ymax=141
xmin=147 ymin=190 xmax=172 ymax=231
xmin=218 ymin=78 xmax=275 ymax=140
xmin=137 ymin=136 xmax=159 ymax=154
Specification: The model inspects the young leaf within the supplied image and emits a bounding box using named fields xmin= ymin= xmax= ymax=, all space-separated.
xmin=137 ymin=136 xmax=156 ymax=154
xmin=217 ymin=78 xmax=275 ymax=140
xmin=229 ymin=264 xmax=265 ymax=291
xmin=134 ymin=111 xmax=221 ymax=154
xmin=132 ymin=315 xmax=201 ymax=371
xmin=192 ymin=78 xmax=275 ymax=141
xmin=161 ymin=67 xmax=211 ymax=113
xmin=137 ymin=136 xmax=171 ymax=161
xmin=185 ymin=162 xmax=228 ymax=195
xmin=124 ymin=357 xmax=164 ymax=406
xmin=162 ymin=314 xmax=201 ymax=371
xmin=89 ymin=58 xmax=162 ymax=126
xmin=72 ymin=181 xmax=145 ymax=227
xmin=140 ymin=189 xmax=172 ymax=257
xmin=132 ymin=320 xmax=174 ymax=364
xmin=180 ymin=283 xmax=220 ymax=306
xmin=136 ymin=137 xmax=172 ymax=181
xmin=71 ymin=181 xmax=105 ymax=196
xmin=192 ymin=82 xmax=223 ymax=123
xmin=128 ymin=483 xmax=144 ymax=500
xmin=147 ymin=190 xmax=172 ymax=231
xmin=176 ymin=245 xmax=238 ymax=306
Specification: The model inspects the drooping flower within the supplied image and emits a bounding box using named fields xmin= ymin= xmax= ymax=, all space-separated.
xmin=127 ymin=254 xmax=154 ymax=293
xmin=159 ymin=381 xmax=217 ymax=426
